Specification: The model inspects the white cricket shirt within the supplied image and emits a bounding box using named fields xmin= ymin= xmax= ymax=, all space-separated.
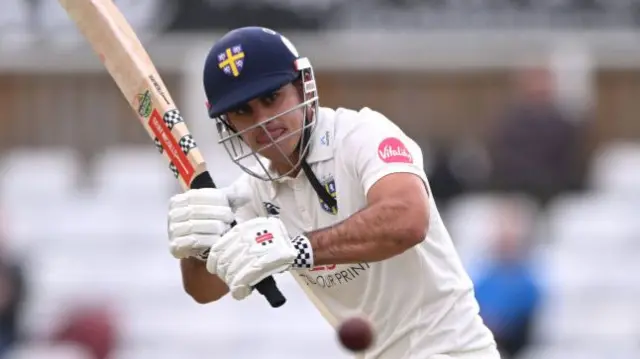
xmin=232 ymin=107 xmax=497 ymax=359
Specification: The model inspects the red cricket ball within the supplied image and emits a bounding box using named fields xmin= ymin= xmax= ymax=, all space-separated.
xmin=337 ymin=316 xmax=374 ymax=353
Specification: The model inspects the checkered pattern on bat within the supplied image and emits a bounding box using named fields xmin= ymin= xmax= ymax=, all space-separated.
xmin=153 ymin=138 xmax=164 ymax=154
xmin=179 ymin=135 xmax=197 ymax=155
xmin=169 ymin=163 xmax=179 ymax=178
xmin=154 ymin=135 xmax=197 ymax=155
xmin=163 ymin=109 xmax=184 ymax=130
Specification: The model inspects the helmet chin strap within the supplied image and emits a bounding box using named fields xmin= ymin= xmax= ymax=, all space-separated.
xmin=297 ymin=116 xmax=338 ymax=214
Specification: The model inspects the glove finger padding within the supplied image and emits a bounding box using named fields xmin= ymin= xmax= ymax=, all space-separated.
xmin=168 ymin=205 xmax=235 ymax=223
xmin=167 ymin=186 xmax=252 ymax=262
xmin=169 ymin=234 xmax=221 ymax=259
xmin=169 ymin=188 xmax=230 ymax=209
xmin=169 ymin=219 xmax=229 ymax=238
xmin=230 ymin=284 xmax=253 ymax=301
xmin=234 ymin=261 xmax=291 ymax=289
xmin=219 ymin=247 xmax=251 ymax=283
xmin=168 ymin=236 xmax=196 ymax=259
xmin=205 ymin=228 xmax=243 ymax=276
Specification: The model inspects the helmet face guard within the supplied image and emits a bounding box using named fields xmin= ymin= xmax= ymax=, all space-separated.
xmin=215 ymin=58 xmax=319 ymax=181
xmin=203 ymin=27 xmax=320 ymax=182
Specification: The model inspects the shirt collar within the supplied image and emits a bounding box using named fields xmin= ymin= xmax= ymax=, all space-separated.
xmin=305 ymin=107 xmax=336 ymax=164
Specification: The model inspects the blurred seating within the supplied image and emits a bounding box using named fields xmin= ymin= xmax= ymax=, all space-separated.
xmin=588 ymin=141 xmax=640 ymax=197
xmin=109 ymin=0 xmax=165 ymax=34
xmin=115 ymin=274 xmax=346 ymax=357
xmin=0 ymin=147 xmax=80 ymax=203
xmin=443 ymin=193 xmax=540 ymax=273
xmin=0 ymin=0 xmax=31 ymax=48
xmin=41 ymin=0 xmax=78 ymax=32
xmin=109 ymin=199 xmax=168 ymax=238
xmin=1 ymin=145 xmax=639 ymax=358
xmin=0 ymin=0 xmax=25 ymax=30
xmin=545 ymin=192 xmax=640 ymax=249
xmin=109 ymin=347 xmax=203 ymax=359
xmin=21 ymin=235 xmax=178 ymax=338
xmin=0 ymin=148 xmax=82 ymax=256
xmin=5 ymin=342 xmax=92 ymax=359
xmin=532 ymin=273 xmax=639 ymax=347
xmin=518 ymin=344 xmax=632 ymax=359
xmin=91 ymin=146 xmax=175 ymax=204
xmin=532 ymin=191 xmax=640 ymax=348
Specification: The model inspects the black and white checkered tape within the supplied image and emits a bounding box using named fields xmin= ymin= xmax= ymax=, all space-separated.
xmin=151 ymin=109 xmax=196 ymax=178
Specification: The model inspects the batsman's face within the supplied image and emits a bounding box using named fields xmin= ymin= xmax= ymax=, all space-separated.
xmin=226 ymin=83 xmax=304 ymax=161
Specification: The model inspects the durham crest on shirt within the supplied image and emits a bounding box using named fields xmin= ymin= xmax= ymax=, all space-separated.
xmin=319 ymin=176 xmax=338 ymax=215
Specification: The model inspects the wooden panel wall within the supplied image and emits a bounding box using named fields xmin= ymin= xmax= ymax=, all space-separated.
xmin=0 ymin=70 xmax=638 ymax=157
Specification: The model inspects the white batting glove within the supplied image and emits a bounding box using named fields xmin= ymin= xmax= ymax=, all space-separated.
xmin=167 ymin=187 xmax=247 ymax=261
xmin=205 ymin=217 xmax=314 ymax=300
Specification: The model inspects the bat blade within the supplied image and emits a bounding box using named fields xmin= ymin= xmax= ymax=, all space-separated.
xmin=58 ymin=0 xmax=286 ymax=308
xmin=59 ymin=0 xmax=202 ymax=188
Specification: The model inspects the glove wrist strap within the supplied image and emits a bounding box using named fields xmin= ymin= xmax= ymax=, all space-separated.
xmin=291 ymin=234 xmax=314 ymax=269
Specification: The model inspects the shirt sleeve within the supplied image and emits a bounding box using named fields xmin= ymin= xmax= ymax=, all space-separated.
xmin=341 ymin=108 xmax=428 ymax=197
xmin=227 ymin=173 xmax=260 ymax=223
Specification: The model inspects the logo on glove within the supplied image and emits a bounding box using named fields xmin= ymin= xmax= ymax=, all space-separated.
xmin=255 ymin=230 xmax=274 ymax=246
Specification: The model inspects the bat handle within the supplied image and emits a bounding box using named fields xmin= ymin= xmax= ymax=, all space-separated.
xmin=254 ymin=275 xmax=287 ymax=307
xmin=191 ymin=172 xmax=287 ymax=308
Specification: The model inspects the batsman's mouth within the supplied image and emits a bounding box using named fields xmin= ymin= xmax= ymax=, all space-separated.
xmin=256 ymin=128 xmax=287 ymax=145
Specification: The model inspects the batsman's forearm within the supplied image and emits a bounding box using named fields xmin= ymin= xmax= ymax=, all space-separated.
xmin=307 ymin=200 xmax=427 ymax=266
xmin=180 ymin=258 xmax=229 ymax=303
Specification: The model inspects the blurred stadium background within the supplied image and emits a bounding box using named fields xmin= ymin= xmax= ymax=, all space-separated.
xmin=1 ymin=0 xmax=640 ymax=358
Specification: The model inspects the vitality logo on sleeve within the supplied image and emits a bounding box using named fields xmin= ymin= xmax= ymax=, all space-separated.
xmin=378 ymin=137 xmax=413 ymax=164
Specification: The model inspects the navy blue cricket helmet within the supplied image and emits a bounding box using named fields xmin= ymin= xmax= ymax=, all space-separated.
xmin=204 ymin=26 xmax=305 ymax=118
xmin=202 ymin=26 xmax=319 ymax=181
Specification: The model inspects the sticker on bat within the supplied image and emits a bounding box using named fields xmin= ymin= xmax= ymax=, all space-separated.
xmin=148 ymin=108 xmax=195 ymax=183
xmin=163 ymin=109 xmax=184 ymax=130
xmin=135 ymin=90 xmax=152 ymax=118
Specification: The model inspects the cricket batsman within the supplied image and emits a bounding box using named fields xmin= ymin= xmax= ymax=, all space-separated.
xmin=167 ymin=26 xmax=500 ymax=359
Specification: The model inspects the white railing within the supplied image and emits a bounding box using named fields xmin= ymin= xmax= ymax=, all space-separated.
xmin=3 ymin=30 xmax=640 ymax=72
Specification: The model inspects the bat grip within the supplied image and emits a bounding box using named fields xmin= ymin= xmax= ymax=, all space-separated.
xmin=191 ymin=172 xmax=286 ymax=308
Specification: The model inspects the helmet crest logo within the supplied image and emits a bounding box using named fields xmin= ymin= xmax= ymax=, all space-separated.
xmin=217 ymin=45 xmax=245 ymax=77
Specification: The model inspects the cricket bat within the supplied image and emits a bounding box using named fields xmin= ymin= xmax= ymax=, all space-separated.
xmin=58 ymin=0 xmax=286 ymax=308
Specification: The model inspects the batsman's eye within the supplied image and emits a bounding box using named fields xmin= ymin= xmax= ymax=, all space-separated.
xmin=232 ymin=104 xmax=252 ymax=116
xmin=261 ymin=91 xmax=279 ymax=106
